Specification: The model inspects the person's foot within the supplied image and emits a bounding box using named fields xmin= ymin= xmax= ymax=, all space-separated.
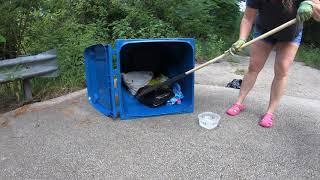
xmin=259 ymin=113 xmax=274 ymax=128
xmin=226 ymin=103 xmax=246 ymax=116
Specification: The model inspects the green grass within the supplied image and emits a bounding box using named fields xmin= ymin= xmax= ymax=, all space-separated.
xmin=297 ymin=45 xmax=320 ymax=69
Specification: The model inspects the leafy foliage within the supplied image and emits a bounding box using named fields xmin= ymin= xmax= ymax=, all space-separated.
xmin=0 ymin=34 xmax=6 ymax=43
xmin=110 ymin=8 xmax=179 ymax=39
xmin=302 ymin=20 xmax=320 ymax=46
xmin=0 ymin=0 xmax=43 ymax=58
xmin=297 ymin=45 xmax=320 ymax=69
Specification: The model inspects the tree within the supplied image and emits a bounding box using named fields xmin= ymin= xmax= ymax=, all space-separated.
xmin=0 ymin=0 xmax=43 ymax=58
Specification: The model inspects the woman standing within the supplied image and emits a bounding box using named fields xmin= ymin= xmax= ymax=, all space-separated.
xmin=226 ymin=0 xmax=316 ymax=128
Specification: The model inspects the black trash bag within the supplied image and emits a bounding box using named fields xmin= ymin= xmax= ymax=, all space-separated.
xmin=226 ymin=79 xmax=242 ymax=89
xmin=135 ymin=85 xmax=174 ymax=108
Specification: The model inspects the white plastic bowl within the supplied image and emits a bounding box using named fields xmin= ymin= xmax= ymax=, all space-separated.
xmin=198 ymin=112 xmax=221 ymax=130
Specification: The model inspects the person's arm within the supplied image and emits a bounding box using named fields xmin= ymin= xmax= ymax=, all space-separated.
xmin=312 ymin=0 xmax=320 ymax=21
xmin=239 ymin=7 xmax=258 ymax=40
xmin=230 ymin=7 xmax=257 ymax=53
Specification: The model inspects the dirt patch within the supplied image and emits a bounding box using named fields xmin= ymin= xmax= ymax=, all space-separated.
xmin=0 ymin=95 xmax=21 ymax=114
xmin=7 ymin=104 xmax=45 ymax=118
xmin=12 ymin=105 xmax=30 ymax=117
xmin=30 ymin=106 xmax=45 ymax=113
xmin=74 ymin=117 xmax=97 ymax=128
xmin=0 ymin=116 xmax=10 ymax=128
xmin=79 ymin=118 xmax=92 ymax=126
xmin=67 ymin=98 xmax=80 ymax=105
xmin=62 ymin=107 xmax=75 ymax=117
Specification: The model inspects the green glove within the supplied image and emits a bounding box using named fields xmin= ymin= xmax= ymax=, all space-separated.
xmin=297 ymin=1 xmax=314 ymax=22
xmin=230 ymin=39 xmax=246 ymax=54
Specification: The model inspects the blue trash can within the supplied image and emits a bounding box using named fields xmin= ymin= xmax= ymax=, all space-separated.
xmin=84 ymin=38 xmax=195 ymax=120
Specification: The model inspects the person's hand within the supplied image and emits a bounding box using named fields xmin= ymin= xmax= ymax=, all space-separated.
xmin=230 ymin=39 xmax=246 ymax=54
xmin=297 ymin=1 xmax=314 ymax=22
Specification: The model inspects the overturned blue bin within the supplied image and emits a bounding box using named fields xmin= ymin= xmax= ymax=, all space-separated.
xmin=84 ymin=38 xmax=195 ymax=120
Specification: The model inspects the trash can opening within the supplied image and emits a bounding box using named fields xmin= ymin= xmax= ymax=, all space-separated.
xmin=119 ymin=41 xmax=194 ymax=118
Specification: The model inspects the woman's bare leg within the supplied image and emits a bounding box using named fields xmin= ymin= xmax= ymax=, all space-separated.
xmin=236 ymin=41 xmax=274 ymax=104
xmin=266 ymin=42 xmax=299 ymax=113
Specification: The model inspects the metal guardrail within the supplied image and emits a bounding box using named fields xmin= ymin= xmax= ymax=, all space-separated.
xmin=0 ymin=49 xmax=59 ymax=100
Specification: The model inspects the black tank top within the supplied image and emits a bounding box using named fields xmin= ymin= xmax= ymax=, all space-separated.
xmin=247 ymin=0 xmax=304 ymax=41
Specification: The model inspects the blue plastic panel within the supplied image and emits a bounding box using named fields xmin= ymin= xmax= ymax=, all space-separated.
xmin=115 ymin=38 xmax=195 ymax=120
xmin=84 ymin=44 xmax=117 ymax=118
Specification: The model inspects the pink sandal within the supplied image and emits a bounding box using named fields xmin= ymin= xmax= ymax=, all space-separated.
xmin=226 ymin=103 xmax=246 ymax=116
xmin=259 ymin=113 xmax=274 ymax=128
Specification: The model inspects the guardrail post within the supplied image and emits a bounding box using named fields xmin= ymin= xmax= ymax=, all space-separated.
xmin=23 ymin=79 xmax=32 ymax=100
